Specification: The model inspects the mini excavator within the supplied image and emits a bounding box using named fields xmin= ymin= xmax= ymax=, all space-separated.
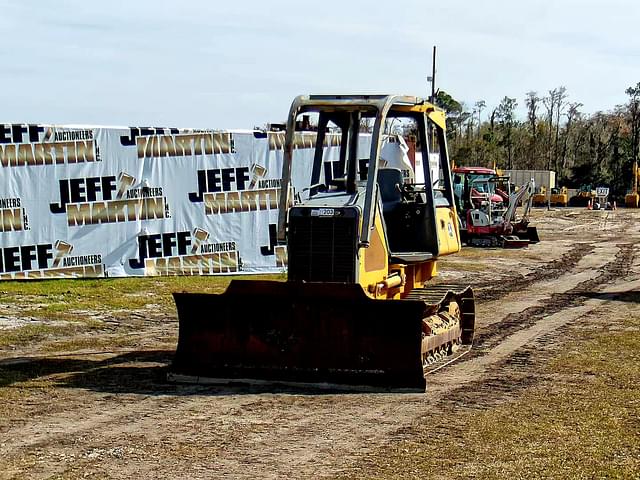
xmin=169 ymin=95 xmax=475 ymax=391
xmin=453 ymin=167 xmax=539 ymax=248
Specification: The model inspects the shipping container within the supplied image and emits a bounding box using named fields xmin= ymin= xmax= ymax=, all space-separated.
xmin=504 ymin=170 xmax=556 ymax=193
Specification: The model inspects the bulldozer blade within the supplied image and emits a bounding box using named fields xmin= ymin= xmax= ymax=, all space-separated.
xmin=170 ymin=280 xmax=429 ymax=391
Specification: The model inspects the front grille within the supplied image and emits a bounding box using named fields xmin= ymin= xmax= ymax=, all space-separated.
xmin=288 ymin=208 xmax=358 ymax=283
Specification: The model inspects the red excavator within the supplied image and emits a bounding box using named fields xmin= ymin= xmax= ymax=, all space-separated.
xmin=453 ymin=166 xmax=539 ymax=248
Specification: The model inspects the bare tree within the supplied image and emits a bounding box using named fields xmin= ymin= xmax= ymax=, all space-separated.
xmin=525 ymin=91 xmax=540 ymax=166
xmin=560 ymin=102 xmax=583 ymax=175
xmin=625 ymin=82 xmax=640 ymax=166
xmin=543 ymin=92 xmax=555 ymax=170
xmin=525 ymin=91 xmax=540 ymax=137
xmin=553 ymin=87 xmax=569 ymax=173
xmin=496 ymin=96 xmax=518 ymax=169
xmin=474 ymin=100 xmax=486 ymax=138
xmin=543 ymin=86 xmax=568 ymax=172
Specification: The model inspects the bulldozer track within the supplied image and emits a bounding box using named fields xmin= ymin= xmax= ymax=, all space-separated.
xmin=423 ymin=347 xmax=471 ymax=375
xmin=405 ymin=284 xmax=475 ymax=376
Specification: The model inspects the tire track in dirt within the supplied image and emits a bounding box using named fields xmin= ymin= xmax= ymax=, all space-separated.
xmin=471 ymin=207 xmax=637 ymax=302
xmin=472 ymin=241 xmax=594 ymax=302
xmin=471 ymin=243 xmax=634 ymax=353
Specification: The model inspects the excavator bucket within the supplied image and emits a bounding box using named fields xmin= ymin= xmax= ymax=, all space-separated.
xmin=504 ymin=225 xmax=539 ymax=247
xmin=525 ymin=226 xmax=540 ymax=243
xmin=169 ymin=280 xmax=432 ymax=391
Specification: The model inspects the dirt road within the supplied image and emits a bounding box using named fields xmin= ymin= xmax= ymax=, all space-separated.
xmin=1 ymin=208 xmax=639 ymax=479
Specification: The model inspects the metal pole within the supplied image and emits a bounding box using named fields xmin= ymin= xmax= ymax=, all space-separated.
xmin=430 ymin=46 xmax=437 ymax=151
xmin=431 ymin=46 xmax=436 ymax=103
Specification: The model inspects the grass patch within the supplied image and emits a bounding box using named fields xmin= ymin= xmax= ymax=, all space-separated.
xmin=343 ymin=315 xmax=640 ymax=479
xmin=0 ymin=273 xmax=284 ymax=354
xmin=0 ymin=318 xmax=105 ymax=348
xmin=40 ymin=333 xmax=152 ymax=353
xmin=0 ymin=273 xmax=285 ymax=319
xmin=0 ymin=323 xmax=76 ymax=348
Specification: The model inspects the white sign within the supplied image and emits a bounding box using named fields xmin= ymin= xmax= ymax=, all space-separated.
xmin=0 ymin=124 xmax=371 ymax=279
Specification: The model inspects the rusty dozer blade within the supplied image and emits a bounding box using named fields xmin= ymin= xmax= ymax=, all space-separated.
xmin=171 ymin=280 xmax=451 ymax=391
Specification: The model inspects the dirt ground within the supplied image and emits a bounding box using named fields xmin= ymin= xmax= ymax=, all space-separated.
xmin=1 ymin=207 xmax=639 ymax=479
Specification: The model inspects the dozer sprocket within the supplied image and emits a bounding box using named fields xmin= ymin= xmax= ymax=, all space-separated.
xmin=405 ymin=284 xmax=475 ymax=374
xmin=169 ymin=280 xmax=474 ymax=392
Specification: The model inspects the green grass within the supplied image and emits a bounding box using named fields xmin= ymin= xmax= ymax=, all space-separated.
xmin=0 ymin=273 xmax=285 ymax=319
xmin=0 ymin=273 xmax=285 ymax=355
xmin=0 ymin=273 xmax=285 ymax=358
xmin=0 ymin=323 xmax=82 ymax=348
xmin=342 ymin=314 xmax=640 ymax=479
xmin=40 ymin=332 xmax=159 ymax=353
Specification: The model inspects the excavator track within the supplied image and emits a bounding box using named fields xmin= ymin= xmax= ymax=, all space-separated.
xmin=405 ymin=284 xmax=475 ymax=375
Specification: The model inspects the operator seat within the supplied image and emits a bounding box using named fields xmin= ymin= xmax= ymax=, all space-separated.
xmin=377 ymin=168 xmax=403 ymax=214
xmin=377 ymin=167 xmax=437 ymax=260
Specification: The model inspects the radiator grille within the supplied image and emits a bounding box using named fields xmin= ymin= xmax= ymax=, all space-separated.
xmin=288 ymin=208 xmax=358 ymax=283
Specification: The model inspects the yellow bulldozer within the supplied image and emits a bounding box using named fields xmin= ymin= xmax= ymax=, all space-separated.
xmin=532 ymin=186 xmax=547 ymax=207
xmin=550 ymin=186 xmax=568 ymax=207
xmin=169 ymin=95 xmax=475 ymax=391
xmin=569 ymin=185 xmax=596 ymax=207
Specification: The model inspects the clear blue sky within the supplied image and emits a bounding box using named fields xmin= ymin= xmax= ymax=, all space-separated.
xmin=1 ymin=0 xmax=639 ymax=128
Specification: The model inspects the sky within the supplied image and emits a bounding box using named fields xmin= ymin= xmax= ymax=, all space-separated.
xmin=1 ymin=0 xmax=639 ymax=129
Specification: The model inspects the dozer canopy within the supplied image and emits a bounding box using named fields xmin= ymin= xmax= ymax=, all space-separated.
xmin=277 ymin=94 xmax=454 ymax=252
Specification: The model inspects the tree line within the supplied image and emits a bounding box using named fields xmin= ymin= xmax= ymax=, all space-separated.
xmin=435 ymin=83 xmax=640 ymax=199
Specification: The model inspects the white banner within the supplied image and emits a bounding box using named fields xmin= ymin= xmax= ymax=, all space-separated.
xmin=0 ymin=124 xmax=371 ymax=279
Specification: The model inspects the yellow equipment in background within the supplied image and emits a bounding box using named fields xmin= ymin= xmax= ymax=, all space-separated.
xmin=532 ymin=186 xmax=547 ymax=207
xmin=569 ymin=185 xmax=597 ymax=207
xmin=169 ymin=95 xmax=475 ymax=391
xmin=625 ymin=161 xmax=639 ymax=208
xmin=550 ymin=187 xmax=568 ymax=207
